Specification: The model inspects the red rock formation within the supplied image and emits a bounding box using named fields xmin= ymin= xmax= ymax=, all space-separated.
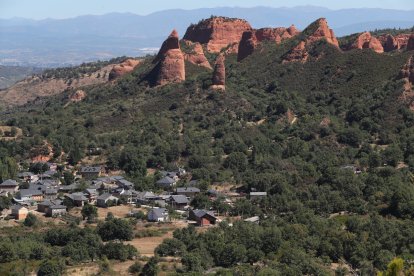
xmin=154 ymin=30 xmax=185 ymax=86
xmin=238 ymin=26 xmax=301 ymax=61
xmin=154 ymin=29 xmax=180 ymax=63
xmin=396 ymin=34 xmax=412 ymax=49
xmin=398 ymin=56 xmax=414 ymax=107
xmin=237 ymin=31 xmax=258 ymax=61
xmin=378 ymin=34 xmax=399 ymax=52
xmin=399 ymin=56 xmax=414 ymax=84
xmin=282 ymin=41 xmax=309 ymax=63
xmin=183 ymin=17 xmax=252 ymax=53
xmin=287 ymin=25 xmax=300 ymax=36
xmin=408 ymin=34 xmax=414 ymax=51
xmin=182 ymin=40 xmax=212 ymax=69
xmin=108 ymin=59 xmax=140 ymax=80
xmin=211 ymin=54 xmax=225 ymax=91
xmin=69 ymin=90 xmax=86 ymax=102
xmin=346 ymin=32 xmax=384 ymax=53
xmin=305 ymin=18 xmax=339 ymax=47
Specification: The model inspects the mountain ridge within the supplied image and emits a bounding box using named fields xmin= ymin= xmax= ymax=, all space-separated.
xmin=1 ymin=7 xmax=413 ymax=67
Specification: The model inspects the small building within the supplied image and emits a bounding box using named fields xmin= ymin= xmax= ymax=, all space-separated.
xmin=37 ymin=200 xmax=54 ymax=213
xmin=188 ymin=209 xmax=217 ymax=226
xmin=136 ymin=191 xmax=159 ymax=204
xmin=44 ymin=188 xmax=58 ymax=200
xmin=176 ymin=187 xmax=200 ymax=197
xmin=156 ymin=176 xmax=176 ymax=188
xmin=18 ymin=172 xmax=38 ymax=183
xmin=169 ymin=195 xmax=189 ymax=210
xmin=85 ymin=188 xmax=98 ymax=202
xmin=19 ymin=189 xmax=44 ymax=202
xmin=66 ymin=192 xmax=88 ymax=207
xmin=80 ymin=166 xmax=102 ymax=179
xmin=46 ymin=205 xmax=67 ymax=217
xmin=96 ymin=193 xmax=118 ymax=208
xmin=249 ymin=192 xmax=267 ymax=200
xmin=147 ymin=208 xmax=169 ymax=222
xmin=116 ymin=179 xmax=134 ymax=190
xmin=11 ymin=205 xmax=28 ymax=220
xmin=244 ymin=216 xmax=260 ymax=224
xmin=0 ymin=179 xmax=19 ymax=194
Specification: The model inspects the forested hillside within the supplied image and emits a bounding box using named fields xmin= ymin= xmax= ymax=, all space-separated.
xmin=1 ymin=18 xmax=414 ymax=275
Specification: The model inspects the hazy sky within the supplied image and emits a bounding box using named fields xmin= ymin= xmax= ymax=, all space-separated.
xmin=1 ymin=0 xmax=413 ymax=19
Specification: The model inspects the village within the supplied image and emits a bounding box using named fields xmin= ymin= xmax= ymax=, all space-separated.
xmin=0 ymin=162 xmax=267 ymax=228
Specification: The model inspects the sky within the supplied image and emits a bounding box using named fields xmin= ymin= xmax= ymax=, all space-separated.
xmin=1 ymin=0 xmax=413 ymax=19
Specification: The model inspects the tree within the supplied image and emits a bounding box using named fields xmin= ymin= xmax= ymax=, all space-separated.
xmin=97 ymin=218 xmax=134 ymax=241
xmin=155 ymin=238 xmax=186 ymax=257
xmin=24 ymin=213 xmax=38 ymax=227
xmin=37 ymin=259 xmax=65 ymax=276
xmin=385 ymin=257 xmax=404 ymax=276
xmin=81 ymin=204 xmax=97 ymax=221
xmin=182 ymin=252 xmax=203 ymax=272
xmin=62 ymin=171 xmax=74 ymax=185
xmin=128 ymin=261 xmax=143 ymax=275
xmin=141 ymin=257 xmax=158 ymax=276
xmin=224 ymin=152 xmax=248 ymax=171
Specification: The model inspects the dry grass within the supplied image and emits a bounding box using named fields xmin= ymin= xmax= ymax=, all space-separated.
xmin=97 ymin=205 xmax=139 ymax=220
xmin=0 ymin=126 xmax=22 ymax=140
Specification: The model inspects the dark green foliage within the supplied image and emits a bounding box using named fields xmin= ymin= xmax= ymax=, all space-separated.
xmin=141 ymin=257 xmax=159 ymax=276
xmin=100 ymin=242 xmax=138 ymax=261
xmin=37 ymin=259 xmax=65 ymax=276
xmin=23 ymin=213 xmax=39 ymax=227
xmin=96 ymin=218 xmax=134 ymax=241
xmin=0 ymin=25 xmax=414 ymax=274
xmin=81 ymin=203 xmax=98 ymax=221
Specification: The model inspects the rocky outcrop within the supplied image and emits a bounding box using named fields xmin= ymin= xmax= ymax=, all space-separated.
xmin=182 ymin=40 xmax=212 ymax=69
xmin=398 ymin=56 xmax=414 ymax=108
xmin=211 ymin=54 xmax=225 ymax=91
xmin=238 ymin=26 xmax=301 ymax=61
xmin=153 ymin=30 xmax=185 ymax=86
xmin=397 ymin=34 xmax=412 ymax=49
xmin=408 ymin=35 xmax=414 ymax=51
xmin=183 ymin=17 xmax=252 ymax=53
xmin=282 ymin=41 xmax=309 ymax=63
xmin=305 ymin=18 xmax=339 ymax=48
xmin=108 ymin=59 xmax=140 ymax=80
xmin=154 ymin=29 xmax=180 ymax=63
xmin=378 ymin=34 xmax=400 ymax=52
xmin=347 ymin=32 xmax=384 ymax=53
xmin=69 ymin=90 xmax=86 ymax=102
xmin=399 ymin=56 xmax=414 ymax=84
xmin=237 ymin=31 xmax=258 ymax=61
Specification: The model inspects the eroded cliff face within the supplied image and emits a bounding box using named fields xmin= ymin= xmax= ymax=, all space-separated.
xmin=154 ymin=30 xmax=185 ymax=86
xmin=238 ymin=25 xmax=301 ymax=61
xmin=211 ymin=54 xmax=226 ymax=91
xmin=346 ymin=32 xmax=384 ymax=53
xmin=408 ymin=35 xmax=414 ymax=51
xmin=305 ymin=18 xmax=339 ymax=48
xmin=108 ymin=59 xmax=141 ymax=80
xmin=183 ymin=17 xmax=252 ymax=53
xmin=399 ymin=56 xmax=414 ymax=110
xmin=182 ymin=40 xmax=212 ymax=69
xmin=283 ymin=41 xmax=309 ymax=63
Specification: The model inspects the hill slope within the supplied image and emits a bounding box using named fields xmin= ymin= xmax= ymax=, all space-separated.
xmin=1 ymin=17 xmax=414 ymax=275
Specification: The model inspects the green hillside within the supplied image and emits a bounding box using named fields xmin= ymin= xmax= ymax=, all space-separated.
xmin=1 ymin=30 xmax=414 ymax=274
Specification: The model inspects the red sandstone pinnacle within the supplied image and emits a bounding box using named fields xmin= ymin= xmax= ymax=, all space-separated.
xmin=211 ymin=54 xmax=226 ymax=91
xmin=154 ymin=30 xmax=185 ymax=86
xmin=154 ymin=29 xmax=180 ymax=63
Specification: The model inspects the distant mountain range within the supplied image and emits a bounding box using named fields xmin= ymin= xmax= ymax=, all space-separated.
xmin=1 ymin=6 xmax=413 ymax=67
